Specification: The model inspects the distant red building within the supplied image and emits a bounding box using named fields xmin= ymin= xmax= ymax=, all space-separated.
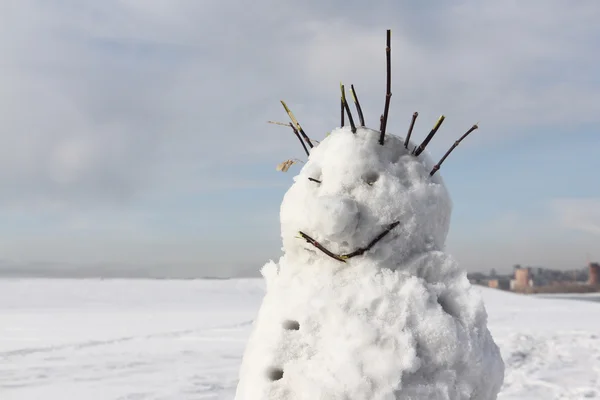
xmin=514 ymin=268 xmax=531 ymax=289
xmin=589 ymin=262 xmax=600 ymax=285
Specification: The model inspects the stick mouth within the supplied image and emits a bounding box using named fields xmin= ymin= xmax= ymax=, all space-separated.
xmin=298 ymin=221 xmax=400 ymax=263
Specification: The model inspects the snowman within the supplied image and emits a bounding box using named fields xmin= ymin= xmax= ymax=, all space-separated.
xmin=235 ymin=30 xmax=504 ymax=400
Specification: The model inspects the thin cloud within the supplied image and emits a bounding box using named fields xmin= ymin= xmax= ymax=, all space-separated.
xmin=0 ymin=1 xmax=599 ymax=270
xmin=1 ymin=1 xmax=599 ymax=209
xmin=551 ymin=198 xmax=600 ymax=235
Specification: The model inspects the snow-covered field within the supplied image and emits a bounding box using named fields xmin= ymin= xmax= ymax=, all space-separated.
xmin=0 ymin=278 xmax=598 ymax=400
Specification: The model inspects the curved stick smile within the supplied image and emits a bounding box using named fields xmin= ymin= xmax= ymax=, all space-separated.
xmin=298 ymin=221 xmax=400 ymax=263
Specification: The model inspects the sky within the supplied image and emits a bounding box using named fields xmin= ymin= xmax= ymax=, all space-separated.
xmin=0 ymin=0 xmax=599 ymax=277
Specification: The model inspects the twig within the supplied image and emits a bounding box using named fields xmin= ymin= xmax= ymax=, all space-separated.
xmin=413 ymin=115 xmax=445 ymax=157
xmin=403 ymin=112 xmax=418 ymax=149
xmin=341 ymin=221 xmax=399 ymax=259
xmin=340 ymin=83 xmax=357 ymax=133
xmin=268 ymin=120 xmax=309 ymax=156
xmin=341 ymin=98 xmax=345 ymax=127
xmin=430 ymin=124 xmax=479 ymax=176
xmin=298 ymin=221 xmax=400 ymax=263
xmin=379 ymin=29 xmax=392 ymax=145
xmin=350 ymin=84 xmax=365 ymax=126
xmin=268 ymin=121 xmax=320 ymax=143
xmin=280 ymin=101 xmax=314 ymax=148
xmin=267 ymin=120 xmax=291 ymax=127
xmin=289 ymin=123 xmax=310 ymax=156
xmin=298 ymin=231 xmax=346 ymax=262
xmin=308 ymin=177 xmax=321 ymax=183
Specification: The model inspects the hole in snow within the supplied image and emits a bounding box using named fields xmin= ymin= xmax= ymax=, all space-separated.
xmin=437 ymin=295 xmax=457 ymax=317
xmin=282 ymin=320 xmax=300 ymax=330
xmin=266 ymin=367 xmax=284 ymax=381
xmin=363 ymin=172 xmax=379 ymax=186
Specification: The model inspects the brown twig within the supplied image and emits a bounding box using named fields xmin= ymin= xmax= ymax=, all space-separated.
xmin=413 ymin=115 xmax=445 ymax=157
xmin=308 ymin=177 xmax=321 ymax=183
xmin=430 ymin=124 xmax=479 ymax=176
xmin=280 ymin=101 xmax=313 ymax=148
xmin=340 ymin=83 xmax=357 ymax=133
xmin=403 ymin=112 xmax=418 ymax=149
xmin=298 ymin=231 xmax=346 ymax=262
xmin=350 ymin=84 xmax=365 ymax=126
xmin=289 ymin=123 xmax=310 ymax=156
xmin=268 ymin=120 xmax=309 ymax=156
xmin=341 ymin=221 xmax=400 ymax=259
xmin=379 ymin=29 xmax=392 ymax=145
xmin=298 ymin=221 xmax=400 ymax=263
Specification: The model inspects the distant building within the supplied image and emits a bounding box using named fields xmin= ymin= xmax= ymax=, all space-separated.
xmin=467 ymin=272 xmax=487 ymax=285
xmin=514 ymin=267 xmax=531 ymax=290
xmin=470 ymin=263 xmax=596 ymax=293
xmin=589 ymin=262 xmax=600 ymax=285
xmin=488 ymin=279 xmax=510 ymax=291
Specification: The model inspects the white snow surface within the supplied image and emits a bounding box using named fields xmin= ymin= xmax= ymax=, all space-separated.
xmin=1 ymin=279 xmax=599 ymax=400
xmin=236 ymin=127 xmax=503 ymax=399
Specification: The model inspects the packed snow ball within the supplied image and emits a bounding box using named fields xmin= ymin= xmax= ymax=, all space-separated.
xmin=235 ymin=127 xmax=505 ymax=400
xmin=280 ymin=127 xmax=451 ymax=266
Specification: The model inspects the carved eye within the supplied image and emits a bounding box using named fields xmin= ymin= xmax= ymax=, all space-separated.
xmin=266 ymin=367 xmax=284 ymax=381
xmin=282 ymin=320 xmax=300 ymax=330
xmin=363 ymin=172 xmax=379 ymax=186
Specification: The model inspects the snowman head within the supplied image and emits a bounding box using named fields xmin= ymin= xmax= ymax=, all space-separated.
xmin=280 ymin=126 xmax=452 ymax=267
xmin=274 ymin=30 xmax=477 ymax=268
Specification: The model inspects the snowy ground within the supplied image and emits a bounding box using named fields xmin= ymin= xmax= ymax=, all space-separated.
xmin=0 ymin=278 xmax=599 ymax=400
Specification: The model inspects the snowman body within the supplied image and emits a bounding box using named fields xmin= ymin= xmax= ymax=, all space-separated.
xmin=235 ymin=128 xmax=504 ymax=400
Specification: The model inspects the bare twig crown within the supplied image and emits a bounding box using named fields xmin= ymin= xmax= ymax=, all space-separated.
xmin=271 ymin=29 xmax=480 ymax=177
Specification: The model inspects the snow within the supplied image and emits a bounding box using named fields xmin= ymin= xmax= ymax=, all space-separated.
xmin=0 ymin=278 xmax=263 ymax=400
xmin=0 ymin=278 xmax=599 ymax=400
xmin=479 ymin=289 xmax=600 ymax=399
xmin=281 ymin=127 xmax=452 ymax=264
xmin=236 ymin=127 xmax=503 ymax=399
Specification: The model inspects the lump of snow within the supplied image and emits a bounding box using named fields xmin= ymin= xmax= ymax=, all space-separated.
xmin=235 ymin=127 xmax=504 ymax=400
xmin=281 ymin=127 xmax=451 ymax=266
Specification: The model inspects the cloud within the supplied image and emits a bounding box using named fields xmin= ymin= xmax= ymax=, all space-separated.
xmin=446 ymin=204 xmax=599 ymax=273
xmin=551 ymin=198 xmax=600 ymax=235
xmin=297 ymin=2 xmax=600 ymax=144
xmin=1 ymin=1 xmax=599 ymax=211
xmin=1 ymin=1 xmax=599 ymax=269
xmin=0 ymin=0 xmax=303 ymax=210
